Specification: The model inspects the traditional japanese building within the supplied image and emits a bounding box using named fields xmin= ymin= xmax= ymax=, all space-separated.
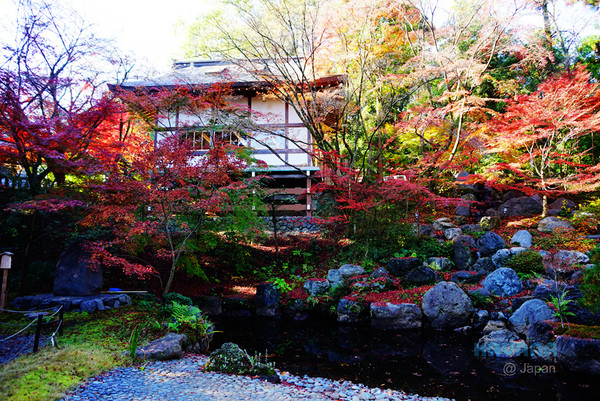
xmin=111 ymin=59 xmax=343 ymax=216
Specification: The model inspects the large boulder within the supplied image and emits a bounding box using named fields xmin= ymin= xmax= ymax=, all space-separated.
xmin=445 ymin=228 xmax=463 ymax=241
xmin=427 ymin=257 xmax=453 ymax=271
xmin=370 ymin=303 xmax=422 ymax=330
xmin=204 ymin=342 xmax=253 ymax=374
xmin=538 ymin=217 xmax=574 ymax=233
xmin=491 ymin=247 xmax=527 ymax=268
xmin=337 ymin=298 xmax=363 ymax=323
xmin=476 ymin=232 xmax=506 ymax=257
xmin=557 ymin=336 xmax=600 ymax=375
xmin=327 ymin=269 xmax=344 ymax=287
xmin=508 ymin=299 xmax=555 ymax=336
xmin=481 ymin=267 xmax=522 ymax=296
xmin=475 ymin=329 xmax=529 ymax=358
xmin=338 ymin=264 xmax=366 ymax=278
xmin=433 ymin=218 xmax=457 ymax=231
xmin=422 ymin=282 xmax=474 ymax=329
xmin=511 ymin=230 xmax=532 ymax=248
xmin=304 ymin=278 xmax=330 ymax=296
xmin=135 ymin=333 xmax=187 ymax=361
xmin=549 ymin=198 xmax=577 ymax=212
xmin=53 ymin=242 xmax=102 ymax=296
xmin=453 ymin=235 xmax=477 ymax=270
xmin=387 ymin=257 xmax=421 ymax=277
xmin=255 ymin=283 xmax=280 ymax=317
xmin=498 ymin=196 xmax=542 ymax=217
xmin=403 ymin=266 xmax=438 ymax=286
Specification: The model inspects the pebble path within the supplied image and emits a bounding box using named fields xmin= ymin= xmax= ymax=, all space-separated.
xmin=62 ymin=355 xmax=453 ymax=401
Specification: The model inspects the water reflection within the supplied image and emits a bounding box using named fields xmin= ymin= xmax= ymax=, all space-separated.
xmin=212 ymin=316 xmax=598 ymax=401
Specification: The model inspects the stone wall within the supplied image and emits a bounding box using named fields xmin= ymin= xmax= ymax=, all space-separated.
xmin=264 ymin=216 xmax=320 ymax=233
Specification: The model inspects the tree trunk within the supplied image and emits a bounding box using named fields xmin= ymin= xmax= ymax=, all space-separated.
xmin=542 ymin=194 xmax=548 ymax=218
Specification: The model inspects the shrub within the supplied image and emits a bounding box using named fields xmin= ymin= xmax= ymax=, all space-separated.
xmin=167 ymin=301 xmax=216 ymax=349
xmin=505 ymin=250 xmax=544 ymax=275
xmin=580 ymin=263 xmax=600 ymax=313
xmin=164 ymin=292 xmax=193 ymax=306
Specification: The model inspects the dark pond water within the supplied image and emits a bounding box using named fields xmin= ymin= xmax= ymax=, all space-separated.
xmin=212 ymin=316 xmax=599 ymax=401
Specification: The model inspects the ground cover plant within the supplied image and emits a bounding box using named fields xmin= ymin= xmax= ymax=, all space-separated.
xmin=0 ymin=300 xmax=178 ymax=401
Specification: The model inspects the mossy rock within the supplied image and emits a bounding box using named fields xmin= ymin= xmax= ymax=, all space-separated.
xmin=204 ymin=343 xmax=253 ymax=374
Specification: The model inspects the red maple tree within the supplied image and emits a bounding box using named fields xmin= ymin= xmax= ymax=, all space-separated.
xmin=482 ymin=66 xmax=600 ymax=212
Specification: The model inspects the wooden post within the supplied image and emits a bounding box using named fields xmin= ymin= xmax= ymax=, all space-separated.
xmin=0 ymin=252 xmax=13 ymax=310
xmin=33 ymin=314 xmax=43 ymax=352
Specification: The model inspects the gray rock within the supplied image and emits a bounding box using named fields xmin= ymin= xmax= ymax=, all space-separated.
xmin=553 ymin=250 xmax=590 ymax=266
xmin=499 ymin=196 xmax=543 ymax=217
xmin=338 ymin=264 xmax=366 ymax=278
xmin=370 ymin=303 xmax=422 ymax=330
xmin=53 ymin=241 xmax=102 ymax=297
xmin=453 ymin=241 xmax=477 ymax=270
xmin=491 ymin=247 xmax=527 ymax=268
xmin=422 ymin=282 xmax=474 ymax=329
xmin=433 ymin=218 xmax=457 ymax=231
xmin=200 ymin=296 xmax=222 ymax=316
xmin=479 ymin=216 xmax=501 ymax=230
xmin=369 ymin=267 xmax=389 ymax=279
xmin=481 ymin=267 xmax=523 ymax=296
xmin=476 ymin=329 xmax=529 ymax=358
xmin=527 ymin=321 xmax=555 ymax=344
xmin=508 ymin=299 xmax=555 ymax=335
xmin=255 ymin=283 xmax=280 ymax=317
xmin=538 ymin=217 xmax=574 ymax=233
xmin=557 ymin=336 xmax=600 ymax=375
xmin=445 ymin=228 xmax=463 ymax=241
xmin=304 ymin=279 xmax=330 ymax=296
xmin=387 ymin=257 xmax=420 ymax=277
xmin=460 ymin=224 xmax=483 ymax=234
xmin=80 ymin=299 xmax=104 ymax=313
xmin=451 ymin=270 xmax=481 ymax=284
xmin=511 ymin=230 xmax=532 ymax=248
xmin=476 ymin=232 xmax=506 ymax=257
xmin=470 ymin=287 xmax=491 ymax=298
xmin=427 ymin=257 xmax=453 ymax=271
xmin=482 ymin=320 xmax=507 ymax=335
xmin=327 ymin=269 xmax=345 ymax=287
xmin=549 ymin=198 xmax=576 ymax=212
xmin=473 ymin=257 xmax=496 ymax=274
xmin=337 ymin=298 xmax=363 ymax=323
xmin=453 ymin=234 xmax=476 ymax=247
xmin=403 ymin=266 xmax=438 ymax=286
xmin=135 ymin=333 xmax=187 ymax=361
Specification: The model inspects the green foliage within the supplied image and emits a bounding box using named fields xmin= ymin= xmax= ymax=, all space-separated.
xmin=164 ymin=292 xmax=193 ymax=306
xmin=577 ymin=35 xmax=600 ymax=80
xmin=580 ymin=263 xmax=600 ymax=313
xmin=467 ymin=291 xmax=493 ymax=307
xmin=504 ymin=250 xmax=545 ymax=275
xmin=166 ymin=301 xmax=217 ymax=346
xmin=413 ymin=237 xmax=453 ymax=260
xmin=272 ymin=277 xmax=292 ymax=293
xmin=128 ymin=326 xmax=142 ymax=359
xmin=550 ymin=292 xmax=576 ymax=327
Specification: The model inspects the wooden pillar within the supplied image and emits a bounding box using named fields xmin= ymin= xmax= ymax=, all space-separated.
xmin=306 ymin=170 xmax=312 ymax=218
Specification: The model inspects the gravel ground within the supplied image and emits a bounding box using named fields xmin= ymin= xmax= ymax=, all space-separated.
xmin=61 ymin=354 xmax=453 ymax=401
xmin=0 ymin=334 xmax=49 ymax=364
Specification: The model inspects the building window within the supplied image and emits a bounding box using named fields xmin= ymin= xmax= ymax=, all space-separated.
xmin=182 ymin=130 xmax=245 ymax=150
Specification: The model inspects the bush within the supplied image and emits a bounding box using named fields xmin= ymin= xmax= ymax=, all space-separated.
xmin=580 ymin=263 xmax=600 ymax=313
xmin=167 ymin=301 xmax=216 ymax=350
xmin=505 ymin=250 xmax=544 ymax=276
xmin=164 ymin=292 xmax=193 ymax=306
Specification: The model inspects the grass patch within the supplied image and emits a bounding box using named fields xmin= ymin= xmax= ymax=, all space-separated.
xmin=0 ymin=303 xmax=164 ymax=401
xmin=0 ymin=344 xmax=125 ymax=401
xmin=552 ymin=322 xmax=600 ymax=340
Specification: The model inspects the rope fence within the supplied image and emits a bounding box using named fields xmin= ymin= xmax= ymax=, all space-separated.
xmin=0 ymin=305 xmax=65 ymax=353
